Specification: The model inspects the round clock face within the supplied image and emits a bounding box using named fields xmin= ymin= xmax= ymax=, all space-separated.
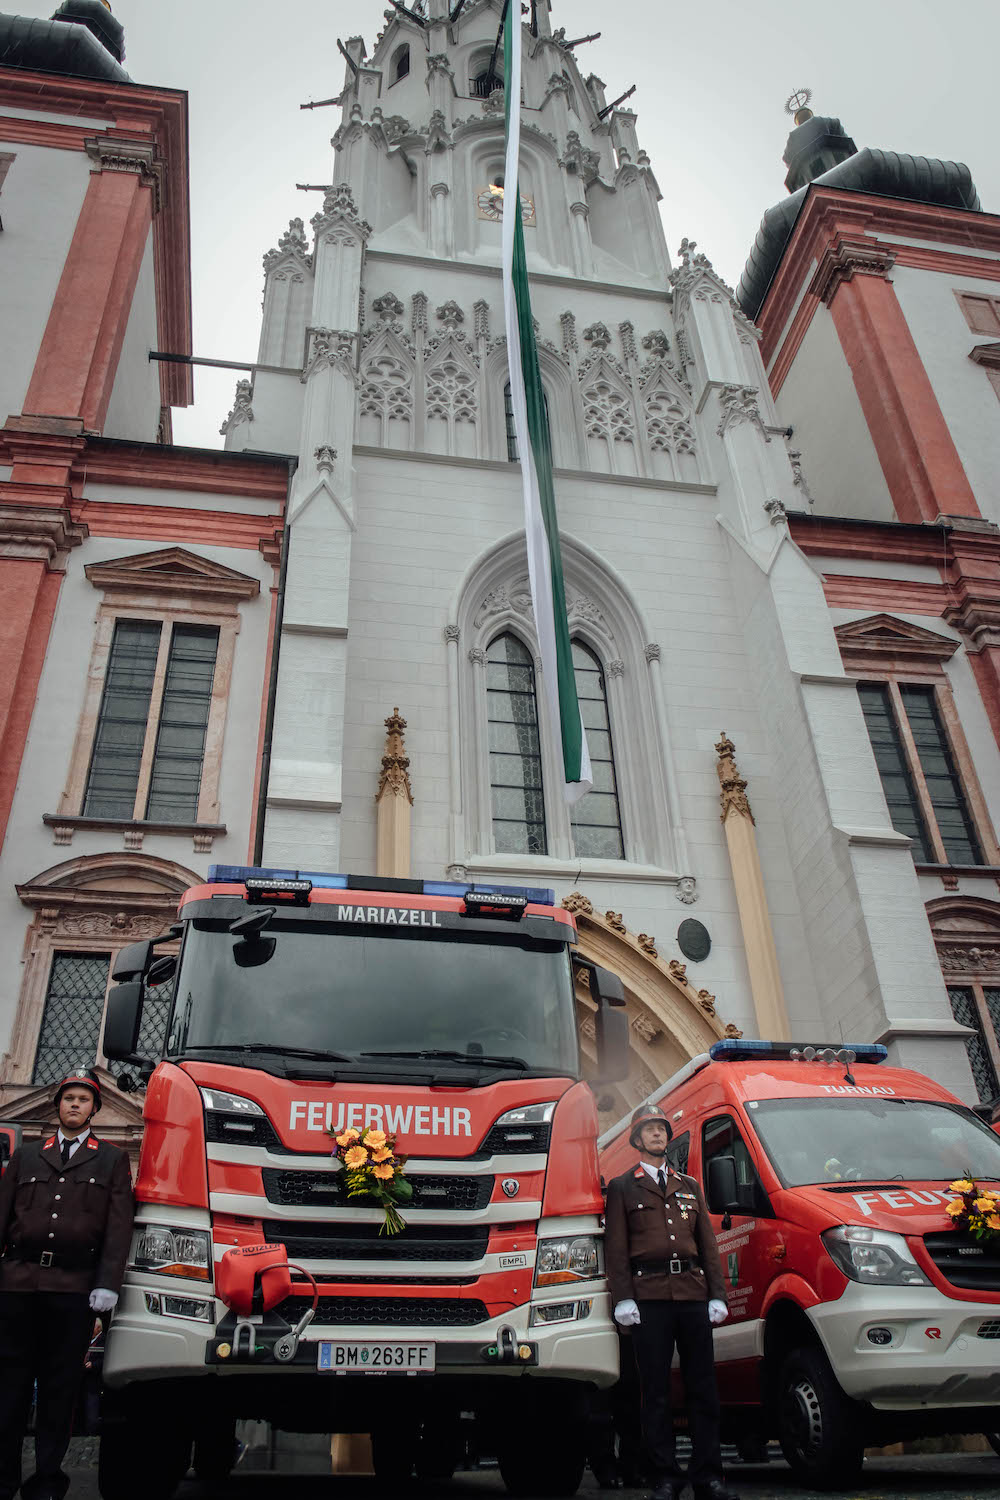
xmin=478 ymin=188 xmax=505 ymax=220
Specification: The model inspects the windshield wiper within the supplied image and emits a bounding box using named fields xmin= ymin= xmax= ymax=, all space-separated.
xmin=360 ymin=1048 xmax=528 ymax=1070
xmin=184 ymin=1043 xmax=355 ymax=1063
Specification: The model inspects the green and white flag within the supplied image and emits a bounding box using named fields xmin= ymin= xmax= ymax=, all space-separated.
xmin=502 ymin=7 xmax=592 ymax=803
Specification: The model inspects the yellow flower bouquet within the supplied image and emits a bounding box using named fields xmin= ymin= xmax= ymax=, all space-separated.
xmin=329 ymin=1125 xmax=412 ymax=1235
xmin=944 ymin=1174 xmax=1000 ymax=1244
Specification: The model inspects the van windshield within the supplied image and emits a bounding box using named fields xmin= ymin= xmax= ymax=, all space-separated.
xmin=748 ymin=1097 xmax=1000 ymax=1187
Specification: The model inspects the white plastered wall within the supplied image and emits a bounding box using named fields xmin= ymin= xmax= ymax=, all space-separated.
xmin=103 ymin=233 xmax=161 ymax=442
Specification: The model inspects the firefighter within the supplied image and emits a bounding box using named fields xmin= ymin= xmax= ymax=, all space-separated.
xmin=0 ymin=1067 xmax=133 ymax=1500
xmin=604 ymin=1103 xmax=737 ymax=1500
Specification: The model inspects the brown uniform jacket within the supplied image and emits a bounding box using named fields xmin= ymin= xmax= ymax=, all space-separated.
xmin=0 ymin=1133 xmax=134 ymax=1295
xmin=605 ymin=1164 xmax=727 ymax=1306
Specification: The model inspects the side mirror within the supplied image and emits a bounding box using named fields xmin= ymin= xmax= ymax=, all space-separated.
xmin=591 ymin=965 xmax=625 ymax=1007
xmin=146 ymin=955 xmax=177 ymax=987
xmin=103 ymin=981 xmax=144 ymax=1061
xmin=595 ymin=1006 xmax=629 ymax=1082
xmin=707 ymin=1154 xmax=740 ymax=1216
xmin=112 ymin=941 xmax=153 ymax=982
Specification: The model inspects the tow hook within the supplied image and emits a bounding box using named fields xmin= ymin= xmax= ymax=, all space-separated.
xmin=232 ymin=1317 xmax=260 ymax=1358
xmin=273 ymin=1305 xmax=316 ymax=1363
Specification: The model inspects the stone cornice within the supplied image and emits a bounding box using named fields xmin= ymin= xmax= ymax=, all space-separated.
xmin=352 ymin=443 xmax=717 ymax=494
xmin=364 ymin=247 xmax=670 ymax=301
xmin=0 ymin=504 xmax=88 ymax=564
xmin=808 ymin=235 xmax=897 ymax=307
xmin=85 ymin=134 xmax=165 ymax=214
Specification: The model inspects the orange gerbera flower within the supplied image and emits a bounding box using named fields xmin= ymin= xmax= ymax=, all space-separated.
xmin=974 ymin=1196 xmax=996 ymax=1213
xmin=336 ymin=1129 xmax=360 ymax=1147
xmin=949 ymin=1179 xmax=974 ymax=1194
xmin=373 ymin=1162 xmax=394 ymax=1181
xmin=365 ymin=1130 xmax=387 ymax=1149
xmin=946 ymin=1199 xmax=964 ymax=1217
xmin=371 ymin=1146 xmax=392 ymax=1163
xmin=344 ymin=1146 xmax=369 ymax=1169
xmin=988 ymin=1214 xmax=1000 ymax=1232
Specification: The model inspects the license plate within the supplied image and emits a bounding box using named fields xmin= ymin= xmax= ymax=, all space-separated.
xmin=317 ymin=1341 xmax=435 ymax=1375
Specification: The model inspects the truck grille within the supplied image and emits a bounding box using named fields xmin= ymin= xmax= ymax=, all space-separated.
xmin=276 ymin=1296 xmax=489 ymax=1327
xmin=261 ymin=1221 xmax=489 ymax=1264
xmin=977 ymin=1320 xmax=1000 ymax=1339
xmin=262 ymin=1169 xmax=492 ymax=1212
xmin=924 ymin=1232 xmax=1000 ymax=1291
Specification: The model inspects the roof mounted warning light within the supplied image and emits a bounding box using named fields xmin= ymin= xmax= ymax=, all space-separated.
xmin=244 ymin=877 xmax=312 ymax=906
xmin=708 ymin=1039 xmax=888 ymax=1065
xmin=462 ymin=891 xmax=528 ymax=921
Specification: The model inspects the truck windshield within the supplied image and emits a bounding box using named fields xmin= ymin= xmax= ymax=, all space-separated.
xmin=167 ymin=920 xmax=579 ymax=1079
xmin=748 ymin=1097 xmax=1000 ymax=1187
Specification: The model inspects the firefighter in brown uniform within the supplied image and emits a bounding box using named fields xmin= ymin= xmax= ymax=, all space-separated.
xmin=0 ymin=1068 xmax=133 ymax=1500
xmin=605 ymin=1104 xmax=737 ymax=1500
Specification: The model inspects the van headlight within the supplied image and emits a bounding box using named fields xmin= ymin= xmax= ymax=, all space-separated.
xmin=534 ymin=1235 xmax=602 ymax=1286
xmin=822 ymin=1225 xmax=929 ymax=1286
xmin=132 ymin=1224 xmax=212 ymax=1281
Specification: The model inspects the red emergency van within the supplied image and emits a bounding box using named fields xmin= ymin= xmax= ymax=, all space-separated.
xmin=599 ymin=1039 xmax=1000 ymax=1489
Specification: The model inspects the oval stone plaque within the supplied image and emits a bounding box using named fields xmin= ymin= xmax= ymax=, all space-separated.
xmin=677 ymin=918 xmax=711 ymax=963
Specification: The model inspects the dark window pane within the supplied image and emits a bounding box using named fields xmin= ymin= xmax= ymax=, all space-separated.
xmin=857 ymin=683 xmax=932 ymax=861
xmin=145 ymin=625 xmax=219 ymax=824
xmin=899 ymin=685 xmax=981 ymax=865
xmin=83 ymin=620 xmax=161 ymax=819
xmin=569 ymin=641 xmax=624 ymax=859
xmin=948 ymin=987 xmax=999 ymax=1103
xmin=33 ymin=953 xmax=110 ymax=1085
xmin=487 ymin=633 xmax=546 ymax=855
xmin=503 ymin=381 xmax=549 ymax=464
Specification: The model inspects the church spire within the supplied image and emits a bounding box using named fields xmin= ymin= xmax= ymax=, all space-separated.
xmin=781 ymin=88 xmax=857 ymax=194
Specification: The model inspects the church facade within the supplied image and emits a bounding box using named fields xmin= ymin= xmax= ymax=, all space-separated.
xmin=1 ymin=0 xmax=999 ymax=1145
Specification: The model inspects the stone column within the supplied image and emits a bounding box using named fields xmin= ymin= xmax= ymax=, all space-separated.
xmin=715 ymin=732 xmax=789 ymax=1041
xmin=375 ymin=708 xmax=413 ymax=878
xmin=643 ymin=643 xmax=689 ymax=876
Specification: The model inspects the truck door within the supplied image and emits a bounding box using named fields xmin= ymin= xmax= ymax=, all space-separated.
xmin=700 ymin=1113 xmax=771 ymax=1402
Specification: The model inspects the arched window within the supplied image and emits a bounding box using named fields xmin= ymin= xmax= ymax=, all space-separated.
xmin=470 ymin=51 xmax=503 ymax=97
xmin=392 ymin=45 xmax=410 ymax=83
xmin=487 ymin=633 xmax=547 ymax=855
xmin=504 ymin=380 xmax=550 ymax=463
xmin=569 ymin=641 xmax=624 ymax=858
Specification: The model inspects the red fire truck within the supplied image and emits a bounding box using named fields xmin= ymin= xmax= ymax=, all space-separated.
xmin=100 ymin=867 xmax=627 ymax=1499
xmin=599 ymin=1039 xmax=1000 ymax=1489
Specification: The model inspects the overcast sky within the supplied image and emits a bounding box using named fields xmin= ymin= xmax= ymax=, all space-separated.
xmin=75 ymin=1 xmax=1000 ymax=447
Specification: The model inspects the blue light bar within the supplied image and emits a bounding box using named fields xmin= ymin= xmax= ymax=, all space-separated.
xmin=709 ymin=1039 xmax=888 ymax=1064
xmin=207 ymin=867 xmax=554 ymax=906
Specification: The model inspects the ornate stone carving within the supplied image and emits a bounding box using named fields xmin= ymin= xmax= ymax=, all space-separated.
xmin=444 ymin=624 xmax=460 ymax=643
xmin=310 ymin=182 xmax=372 ymax=243
xmin=263 ymin=216 xmax=311 ymax=274
xmin=59 ymin=912 xmax=164 ymax=939
xmin=412 ymin=292 xmax=428 ymax=334
xmin=192 ymin=831 xmax=215 ymax=854
xmin=717 ymin=384 xmax=770 ymax=441
xmin=604 ymin=910 xmax=627 ymax=934
xmin=560 ymin=130 xmax=601 ymax=181
xmin=787 ymin=449 xmax=814 ymax=506
xmin=631 ymin=1012 xmax=660 ymax=1042
xmin=84 ymin=135 xmax=164 ymax=211
xmin=644 ymin=643 xmax=661 ymax=664
xmin=473 ymin=300 xmax=490 ymax=340
xmin=562 ymin=891 xmax=594 ymax=915
xmin=567 ymin=592 xmax=609 ymax=632
xmin=937 ymin=945 xmax=1000 ymax=975
xmin=675 ymin=876 xmax=698 ymax=905
xmin=581 ymin=363 xmax=635 ymax=449
xmin=667 ymin=959 xmax=687 ymax=984
xmin=123 ymin=828 xmax=143 ymax=851
xmin=764 ymin=498 xmax=788 ymax=527
xmin=373 ymin=292 xmax=404 ymax=324
xmin=468 ymin=646 xmax=486 ymax=667
xmin=51 ymin=825 xmax=73 ymax=846
xmin=643 ymin=381 xmax=697 ymax=465
xmin=359 ymin=338 xmax=414 ymax=443
xmin=437 ymin=300 xmax=464 ymax=329
xmin=696 ymin=989 xmax=716 ymax=1015
xmin=314 ymin=446 xmax=337 ymax=472
xmin=809 ymin=238 xmax=896 ymax=308
xmin=474 ymin=582 xmax=533 ymax=629
xmin=724 ymin=1023 xmax=744 ymax=1040
xmin=619 ymin=321 xmax=638 ymax=361
xmin=669 ymin=238 xmax=736 ymax=301
xmin=376 ymin=708 xmax=413 ymax=805
xmin=607 ymin=659 xmax=625 ymax=678
xmin=583 ymin=322 xmax=612 ymax=350
xmin=219 ymin=379 xmax=253 ymax=435
xmin=305 ymin=328 xmax=358 ymax=385
xmin=642 ymin=329 xmax=670 ymax=359
xmin=425 ymin=339 xmax=478 ymax=441
xmin=716 ymin=732 xmax=754 ymax=825
xmin=579 ymin=1015 xmax=597 ymax=1041
xmin=426 ymin=53 xmax=454 ymax=79
xmin=544 ymin=71 xmax=574 ymax=103
xmin=636 ymin=934 xmax=657 ymax=958
xmin=560 ymin=311 xmax=578 ymax=354
xmin=482 ymin=87 xmax=505 ymax=116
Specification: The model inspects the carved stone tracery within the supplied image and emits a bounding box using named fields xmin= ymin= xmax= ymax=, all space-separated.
xmin=716 ymin=731 xmax=754 ymax=824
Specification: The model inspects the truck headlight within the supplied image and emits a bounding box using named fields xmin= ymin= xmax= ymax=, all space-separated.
xmin=822 ymin=1225 xmax=929 ymax=1286
xmin=132 ymin=1224 xmax=212 ymax=1281
xmin=534 ymin=1235 xmax=602 ymax=1287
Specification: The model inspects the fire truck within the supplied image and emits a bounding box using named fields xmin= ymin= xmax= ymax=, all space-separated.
xmin=99 ymin=867 xmax=627 ymax=1499
xmin=599 ymin=1039 xmax=1000 ymax=1489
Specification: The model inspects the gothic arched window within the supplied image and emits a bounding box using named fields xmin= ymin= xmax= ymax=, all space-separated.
xmin=504 ymin=380 xmax=550 ymax=464
xmin=487 ymin=633 xmax=547 ymax=855
xmin=392 ymin=45 xmax=410 ymax=83
xmin=569 ymin=640 xmax=624 ymax=858
xmin=470 ymin=50 xmax=503 ymax=97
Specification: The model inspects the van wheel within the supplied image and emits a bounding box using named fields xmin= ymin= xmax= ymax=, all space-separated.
xmin=498 ymin=1439 xmax=585 ymax=1497
xmin=776 ymin=1346 xmax=863 ymax=1490
xmin=99 ymin=1420 xmax=191 ymax=1500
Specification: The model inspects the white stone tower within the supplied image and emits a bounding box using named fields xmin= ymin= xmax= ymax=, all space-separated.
xmin=224 ymin=0 xmax=973 ymax=1096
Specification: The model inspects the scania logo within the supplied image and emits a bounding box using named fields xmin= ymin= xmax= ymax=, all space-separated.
xmin=501 ymin=1179 xmax=520 ymax=1198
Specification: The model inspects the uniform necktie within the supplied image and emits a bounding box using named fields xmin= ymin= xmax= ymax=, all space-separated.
xmin=657 ymin=1168 xmax=666 ymax=1192
xmin=60 ymin=1139 xmax=71 ymax=1164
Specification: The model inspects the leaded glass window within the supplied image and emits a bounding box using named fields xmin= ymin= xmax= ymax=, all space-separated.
xmin=83 ymin=620 xmax=161 ymax=819
xmin=899 ymin=685 xmax=982 ymax=865
xmin=487 ymin=633 xmax=546 ymax=855
xmin=32 ymin=953 xmax=110 ymax=1086
xmin=569 ymin=641 xmax=624 ymax=859
xmin=145 ymin=625 xmax=219 ymax=823
xmin=948 ymin=987 xmax=1000 ymax=1102
xmin=857 ymin=683 xmax=933 ymax=860
xmin=504 ymin=381 xmax=550 ymax=464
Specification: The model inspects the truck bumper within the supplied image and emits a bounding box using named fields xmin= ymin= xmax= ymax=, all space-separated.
xmin=104 ymin=1281 xmax=619 ymax=1390
xmin=806 ymin=1283 xmax=1000 ymax=1410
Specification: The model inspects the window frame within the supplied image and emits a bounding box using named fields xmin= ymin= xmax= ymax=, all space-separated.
xmin=955 ymin=291 xmax=1000 ymax=337
xmin=946 ymin=982 xmax=1000 ymax=1103
xmin=485 ymin=630 xmax=548 ymax=857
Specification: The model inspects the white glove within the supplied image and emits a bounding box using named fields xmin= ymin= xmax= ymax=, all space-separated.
xmin=89 ymin=1288 xmax=118 ymax=1314
xmin=614 ymin=1298 xmax=641 ymax=1326
xmin=708 ymin=1299 xmax=728 ymax=1326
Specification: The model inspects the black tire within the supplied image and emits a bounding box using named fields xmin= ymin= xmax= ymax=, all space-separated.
xmin=192 ymin=1418 xmax=238 ymax=1482
xmin=775 ymin=1345 xmax=864 ymax=1491
xmin=372 ymin=1426 xmax=415 ymax=1486
xmin=498 ymin=1439 xmax=585 ymax=1498
xmin=99 ymin=1419 xmax=191 ymax=1500
xmin=985 ymin=1432 xmax=1000 ymax=1457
